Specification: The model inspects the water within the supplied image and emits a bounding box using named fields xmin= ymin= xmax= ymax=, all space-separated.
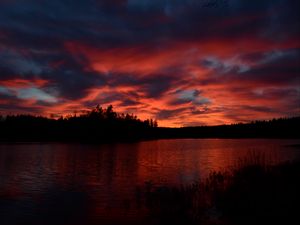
xmin=0 ymin=139 xmax=299 ymax=225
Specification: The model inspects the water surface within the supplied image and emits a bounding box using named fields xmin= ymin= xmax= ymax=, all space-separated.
xmin=0 ymin=139 xmax=299 ymax=225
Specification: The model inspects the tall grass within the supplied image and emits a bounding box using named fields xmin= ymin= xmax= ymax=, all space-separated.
xmin=136 ymin=153 xmax=300 ymax=225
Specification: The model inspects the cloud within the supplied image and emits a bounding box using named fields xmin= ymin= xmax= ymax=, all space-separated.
xmin=156 ymin=107 xmax=188 ymax=120
xmin=0 ymin=0 xmax=299 ymax=126
xmin=16 ymin=87 xmax=57 ymax=103
xmin=0 ymin=49 xmax=45 ymax=75
xmin=168 ymin=89 xmax=211 ymax=106
xmin=0 ymin=80 xmax=57 ymax=110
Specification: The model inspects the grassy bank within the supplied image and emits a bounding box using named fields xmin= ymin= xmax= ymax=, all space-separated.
xmin=139 ymin=155 xmax=300 ymax=225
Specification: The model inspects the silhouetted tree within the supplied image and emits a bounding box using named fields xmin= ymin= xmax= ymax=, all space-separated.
xmin=0 ymin=107 xmax=299 ymax=142
xmin=0 ymin=105 xmax=159 ymax=142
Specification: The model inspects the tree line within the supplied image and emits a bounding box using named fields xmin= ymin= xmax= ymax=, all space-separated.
xmin=0 ymin=105 xmax=299 ymax=142
xmin=0 ymin=105 xmax=157 ymax=142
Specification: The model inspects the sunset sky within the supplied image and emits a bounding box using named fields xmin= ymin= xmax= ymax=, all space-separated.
xmin=0 ymin=0 xmax=299 ymax=127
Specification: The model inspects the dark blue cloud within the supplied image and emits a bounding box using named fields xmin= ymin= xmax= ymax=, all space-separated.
xmin=1 ymin=0 xmax=298 ymax=50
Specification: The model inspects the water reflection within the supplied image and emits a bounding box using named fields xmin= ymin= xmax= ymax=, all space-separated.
xmin=0 ymin=139 xmax=299 ymax=224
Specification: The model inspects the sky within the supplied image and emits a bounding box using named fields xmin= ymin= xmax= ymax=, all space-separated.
xmin=0 ymin=0 xmax=299 ymax=127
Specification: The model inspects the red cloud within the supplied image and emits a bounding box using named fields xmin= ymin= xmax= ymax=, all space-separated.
xmin=0 ymin=78 xmax=49 ymax=88
xmin=1 ymin=35 xmax=299 ymax=126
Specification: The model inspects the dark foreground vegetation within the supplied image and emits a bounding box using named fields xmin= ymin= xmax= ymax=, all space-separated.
xmin=0 ymin=105 xmax=299 ymax=142
xmin=140 ymin=155 xmax=300 ymax=225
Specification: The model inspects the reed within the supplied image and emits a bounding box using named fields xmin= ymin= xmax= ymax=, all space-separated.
xmin=137 ymin=153 xmax=300 ymax=225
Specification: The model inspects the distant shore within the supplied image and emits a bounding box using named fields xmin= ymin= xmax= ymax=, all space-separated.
xmin=1 ymin=118 xmax=299 ymax=143
xmin=1 ymin=106 xmax=299 ymax=143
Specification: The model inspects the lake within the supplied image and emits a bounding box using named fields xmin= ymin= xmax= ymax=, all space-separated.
xmin=0 ymin=139 xmax=300 ymax=225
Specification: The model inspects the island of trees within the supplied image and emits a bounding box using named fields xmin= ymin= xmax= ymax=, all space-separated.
xmin=0 ymin=105 xmax=299 ymax=142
